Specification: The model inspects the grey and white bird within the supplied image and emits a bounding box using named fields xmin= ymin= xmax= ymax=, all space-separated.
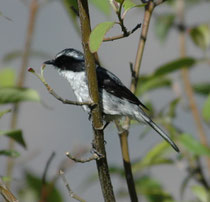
xmin=44 ymin=48 xmax=179 ymax=152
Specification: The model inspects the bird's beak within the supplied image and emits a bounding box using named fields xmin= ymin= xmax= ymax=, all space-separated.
xmin=43 ymin=59 xmax=55 ymax=65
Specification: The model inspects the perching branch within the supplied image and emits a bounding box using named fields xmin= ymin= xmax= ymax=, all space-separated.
xmin=59 ymin=170 xmax=86 ymax=202
xmin=103 ymin=23 xmax=141 ymax=42
xmin=76 ymin=1 xmax=116 ymax=202
xmin=28 ymin=67 xmax=93 ymax=107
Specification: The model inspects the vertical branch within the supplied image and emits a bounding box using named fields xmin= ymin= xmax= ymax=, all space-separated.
xmin=76 ymin=1 xmax=116 ymax=201
xmin=131 ymin=1 xmax=155 ymax=93
xmin=6 ymin=0 xmax=39 ymax=185
xmin=177 ymin=0 xmax=210 ymax=174
xmin=118 ymin=1 xmax=166 ymax=201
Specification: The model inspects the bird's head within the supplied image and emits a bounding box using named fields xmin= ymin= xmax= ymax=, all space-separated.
xmin=44 ymin=48 xmax=85 ymax=72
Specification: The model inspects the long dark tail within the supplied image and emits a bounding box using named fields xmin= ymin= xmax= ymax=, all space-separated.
xmin=137 ymin=111 xmax=179 ymax=152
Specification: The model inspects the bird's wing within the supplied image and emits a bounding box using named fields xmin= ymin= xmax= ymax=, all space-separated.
xmin=96 ymin=66 xmax=148 ymax=111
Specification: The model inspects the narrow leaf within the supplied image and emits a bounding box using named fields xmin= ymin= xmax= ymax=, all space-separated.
xmin=191 ymin=185 xmax=210 ymax=202
xmin=136 ymin=75 xmax=171 ymax=96
xmin=135 ymin=176 xmax=173 ymax=200
xmin=89 ymin=21 xmax=115 ymax=53
xmin=0 ymin=109 xmax=11 ymax=119
xmin=154 ymin=57 xmax=196 ymax=76
xmin=202 ymin=94 xmax=210 ymax=123
xmin=189 ymin=24 xmax=210 ymax=51
xmin=133 ymin=142 xmax=172 ymax=172
xmin=168 ymin=98 xmax=180 ymax=118
xmin=61 ymin=0 xmax=79 ymax=32
xmin=179 ymin=133 xmax=210 ymax=156
xmin=0 ymin=130 xmax=26 ymax=148
xmin=0 ymin=87 xmax=40 ymax=104
xmin=0 ymin=68 xmax=16 ymax=87
xmin=154 ymin=14 xmax=175 ymax=42
xmin=0 ymin=150 xmax=20 ymax=158
xmin=123 ymin=0 xmax=136 ymax=12
xmin=193 ymin=82 xmax=210 ymax=96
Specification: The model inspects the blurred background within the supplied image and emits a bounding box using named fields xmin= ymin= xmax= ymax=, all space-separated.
xmin=0 ymin=0 xmax=210 ymax=201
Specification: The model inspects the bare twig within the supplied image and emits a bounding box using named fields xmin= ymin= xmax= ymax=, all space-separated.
xmin=103 ymin=23 xmax=141 ymax=42
xmin=6 ymin=0 xmax=39 ymax=187
xmin=39 ymin=152 xmax=56 ymax=202
xmin=28 ymin=67 xmax=93 ymax=107
xmin=0 ymin=178 xmax=18 ymax=202
xmin=177 ymin=0 xmax=210 ymax=174
xmin=59 ymin=170 xmax=86 ymax=202
xmin=66 ymin=151 xmax=102 ymax=163
xmin=42 ymin=152 xmax=56 ymax=185
xmin=116 ymin=1 xmax=168 ymax=201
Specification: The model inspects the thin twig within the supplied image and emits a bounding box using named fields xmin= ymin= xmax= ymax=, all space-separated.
xmin=59 ymin=170 xmax=86 ymax=202
xmin=0 ymin=178 xmax=18 ymax=202
xmin=42 ymin=152 xmax=56 ymax=185
xmin=66 ymin=151 xmax=102 ymax=163
xmin=117 ymin=0 xmax=129 ymax=36
xmin=103 ymin=23 xmax=141 ymax=42
xmin=39 ymin=152 xmax=56 ymax=202
xmin=28 ymin=67 xmax=93 ymax=107
xmin=177 ymin=0 xmax=210 ymax=175
xmin=117 ymin=1 xmax=168 ymax=201
xmin=6 ymin=0 xmax=39 ymax=187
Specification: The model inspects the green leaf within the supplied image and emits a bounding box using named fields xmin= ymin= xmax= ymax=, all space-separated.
xmin=191 ymin=185 xmax=210 ymax=202
xmin=154 ymin=14 xmax=175 ymax=42
xmin=61 ymin=0 xmax=79 ymax=32
xmin=154 ymin=57 xmax=196 ymax=76
xmin=18 ymin=171 xmax=63 ymax=202
xmin=89 ymin=0 xmax=110 ymax=16
xmin=189 ymin=24 xmax=210 ymax=51
xmin=0 ymin=109 xmax=11 ymax=119
xmin=0 ymin=150 xmax=20 ymax=158
xmin=167 ymin=98 xmax=180 ymax=118
xmin=89 ymin=21 xmax=115 ymax=53
xmin=202 ymin=94 xmax=210 ymax=123
xmin=123 ymin=0 xmax=136 ymax=12
xmin=133 ymin=142 xmax=173 ymax=172
xmin=179 ymin=133 xmax=210 ymax=156
xmin=136 ymin=75 xmax=172 ymax=96
xmin=135 ymin=175 xmax=173 ymax=201
xmin=0 ymin=87 xmax=40 ymax=104
xmin=0 ymin=130 xmax=26 ymax=148
xmin=193 ymin=82 xmax=210 ymax=96
xmin=0 ymin=68 xmax=16 ymax=87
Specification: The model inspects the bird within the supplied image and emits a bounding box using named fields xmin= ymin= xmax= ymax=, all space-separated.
xmin=44 ymin=48 xmax=179 ymax=152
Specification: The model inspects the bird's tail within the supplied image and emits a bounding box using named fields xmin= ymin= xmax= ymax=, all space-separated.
xmin=137 ymin=111 xmax=179 ymax=152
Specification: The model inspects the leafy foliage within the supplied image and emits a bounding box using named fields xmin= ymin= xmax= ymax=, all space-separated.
xmin=0 ymin=130 xmax=26 ymax=148
xmin=0 ymin=87 xmax=40 ymax=104
xmin=202 ymin=94 xmax=210 ymax=123
xmin=189 ymin=24 xmax=210 ymax=51
xmin=18 ymin=172 xmax=63 ymax=202
xmin=154 ymin=14 xmax=175 ymax=42
xmin=89 ymin=21 xmax=115 ymax=53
